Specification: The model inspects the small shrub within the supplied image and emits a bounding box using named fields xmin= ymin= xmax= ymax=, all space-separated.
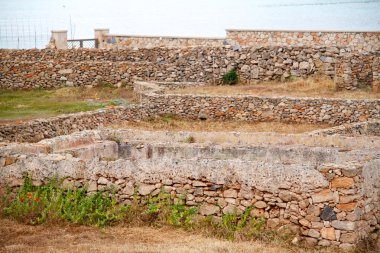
xmin=183 ymin=136 xmax=195 ymax=143
xmin=143 ymin=192 xmax=197 ymax=228
xmin=222 ymin=68 xmax=238 ymax=85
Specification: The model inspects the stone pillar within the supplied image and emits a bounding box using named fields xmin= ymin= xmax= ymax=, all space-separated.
xmin=50 ymin=30 xmax=68 ymax=49
xmin=94 ymin=28 xmax=110 ymax=49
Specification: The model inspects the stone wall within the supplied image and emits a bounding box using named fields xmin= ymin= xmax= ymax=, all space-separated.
xmin=136 ymin=81 xmax=380 ymax=125
xmin=1 ymin=80 xmax=379 ymax=143
xmin=97 ymin=29 xmax=380 ymax=53
xmin=308 ymin=121 xmax=380 ymax=137
xmin=226 ymin=30 xmax=380 ymax=52
xmin=1 ymin=129 xmax=379 ymax=249
xmin=0 ymin=106 xmax=148 ymax=143
xmin=103 ymin=35 xmax=225 ymax=49
xmin=1 ymin=47 xmax=379 ymax=90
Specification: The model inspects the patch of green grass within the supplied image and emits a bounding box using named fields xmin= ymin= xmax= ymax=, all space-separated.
xmin=0 ymin=87 xmax=134 ymax=121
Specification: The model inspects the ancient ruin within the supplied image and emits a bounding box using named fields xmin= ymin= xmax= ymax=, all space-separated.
xmin=0 ymin=29 xmax=379 ymax=250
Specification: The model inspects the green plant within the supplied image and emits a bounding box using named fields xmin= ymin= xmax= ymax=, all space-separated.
xmin=2 ymin=177 xmax=126 ymax=227
xmin=183 ymin=136 xmax=195 ymax=143
xmin=166 ymin=198 xmax=197 ymax=227
xmin=222 ymin=68 xmax=238 ymax=85
xmin=197 ymin=207 xmax=265 ymax=241
xmin=142 ymin=192 xmax=197 ymax=228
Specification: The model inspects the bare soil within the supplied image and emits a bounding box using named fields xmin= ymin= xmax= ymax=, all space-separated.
xmin=0 ymin=218 xmax=342 ymax=253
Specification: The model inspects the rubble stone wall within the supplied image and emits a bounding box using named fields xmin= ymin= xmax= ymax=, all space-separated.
xmin=0 ymin=106 xmax=149 ymax=143
xmin=103 ymin=35 xmax=225 ymax=49
xmin=0 ymin=130 xmax=379 ymax=249
xmin=1 ymin=47 xmax=378 ymax=90
xmin=136 ymin=82 xmax=380 ymax=125
xmin=226 ymin=30 xmax=380 ymax=52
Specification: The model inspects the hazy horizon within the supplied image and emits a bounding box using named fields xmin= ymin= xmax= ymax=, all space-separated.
xmin=1 ymin=0 xmax=380 ymax=48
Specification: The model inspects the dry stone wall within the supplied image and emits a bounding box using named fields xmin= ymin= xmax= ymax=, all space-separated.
xmin=0 ymin=129 xmax=379 ymax=250
xmin=136 ymin=82 xmax=380 ymax=125
xmin=226 ymin=30 xmax=380 ymax=52
xmin=0 ymin=80 xmax=379 ymax=143
xmin=1 ymin=47 xmax=379 ymax=90
xmin=103 ymin=35 xmax=225 ymax=49
xmin=0 ymin=106 xmax=149 ymax=143
xmin=99 ymin=30 xmax=380 ymax=53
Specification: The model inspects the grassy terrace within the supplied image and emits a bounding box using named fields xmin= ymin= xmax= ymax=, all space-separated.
xmin=171 ymin=77 xmax=380 ymax=99
xmin=0 ymin=86 xmax=135 ymax=123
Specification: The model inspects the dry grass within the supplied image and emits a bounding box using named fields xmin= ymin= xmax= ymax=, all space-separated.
xmin=109 ymin=117 xmax=330 ymax=134
xmin=0 ymin=218 xmax=351 ymax=253
xmin=171 ymin=76 xmax=380 ymax=99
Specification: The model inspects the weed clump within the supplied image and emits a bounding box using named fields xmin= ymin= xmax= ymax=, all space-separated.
xmin=222 ymin=68 xmax=238 ymax=85
xmin=1 ymin=177 xmax=274 ymax=243
xmin=1 ymin=177 xmax=126 ymax=227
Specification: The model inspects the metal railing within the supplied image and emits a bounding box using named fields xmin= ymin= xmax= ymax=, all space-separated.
xmin=67 ymin=39 xmax=98 ymax=49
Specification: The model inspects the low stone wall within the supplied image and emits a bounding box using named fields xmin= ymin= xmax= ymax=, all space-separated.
xmin=0 ymin=106 xmax=149 ymax=143
xmin=1 ymin=129 xmax=379 ymax=249
xmin=226 ymin=29 xmax=380 ymax=52
xmin=136 ymin=82 xmax=380 ymax=125
xmin=1 ymin=80 xmax=378 ymax=143
xmin=103 ymin=35 xmax=225 ymax=49
xmin=1 ymin=47 xmax=379 ymax=90
xmin=308 ymin=121 xmax=380 ymax=137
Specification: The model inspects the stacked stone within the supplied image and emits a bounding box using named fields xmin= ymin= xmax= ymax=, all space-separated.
xmin=0 ymin=105 xmax=149 ymax=143
xmin=0 ymin=47 xmax=378 ymax=90
xmin=226 ymin=30 xmax=380 ymax=52
xmin=1 ymin=128 xmax=379 ymax=249
xmin=22 ymin=161 xmax=376 ymax=250
xmin=103 ymin=35 xmax=225 ymax=49
xmin=136 ymin=81 xmax=380 ymax=125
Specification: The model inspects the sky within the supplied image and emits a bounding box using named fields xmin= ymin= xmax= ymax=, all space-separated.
xmin=0 ymin=0 xmax=379 ymax=48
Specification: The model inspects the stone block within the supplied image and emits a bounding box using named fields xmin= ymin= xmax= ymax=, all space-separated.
xmin=331 ymin=177 xmax=354 ymax=189
xmin=331 ymin=220 xmax=356 ymax=231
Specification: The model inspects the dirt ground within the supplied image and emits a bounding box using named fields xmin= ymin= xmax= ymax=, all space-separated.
xmin=0 ymin=218 xmax=342 ymax=253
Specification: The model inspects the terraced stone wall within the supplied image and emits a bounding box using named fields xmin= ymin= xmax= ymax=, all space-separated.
xmin=0 ymin=130 xmax=379 ymax=250
xmin=1 ymin=47 xmax=378 ymax=90
xmin=136 ymin=82 xmax=380 ymax=125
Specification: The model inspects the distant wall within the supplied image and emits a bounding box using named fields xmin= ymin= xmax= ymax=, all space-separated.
xmin=1 ymin=47 xmax=379 ymax=90
xmin=226 ymin=30 xmax=380 ymax=52
xmin=98 ymin=29 xmax=380 ymax=52
xmin=103 ymin=35 xmax=225 ymax=49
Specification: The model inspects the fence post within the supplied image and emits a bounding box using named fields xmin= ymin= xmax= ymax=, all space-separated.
xmin=50 ymin=30 xmax=68 ymax=49
xmin=94 ymin=28 xmax=109 ymax=49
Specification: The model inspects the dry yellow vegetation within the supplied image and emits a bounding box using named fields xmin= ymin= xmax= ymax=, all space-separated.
xmin=171 ymin=76 xmax=380 ymax=99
